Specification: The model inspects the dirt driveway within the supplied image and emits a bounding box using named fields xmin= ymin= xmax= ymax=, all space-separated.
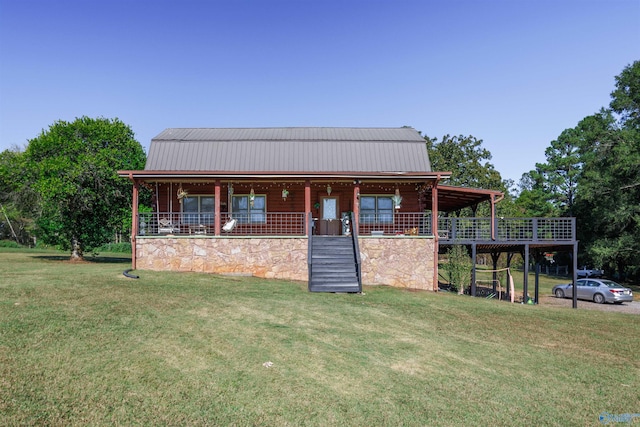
xmin=539 ymin=294 xmax=640 ymax=314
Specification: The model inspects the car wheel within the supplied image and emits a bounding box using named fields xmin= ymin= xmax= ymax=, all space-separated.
xmin=554 ymin=289 xmax=565 ymax=299
xmin=593 ymin=293 xmax=606 ymax=304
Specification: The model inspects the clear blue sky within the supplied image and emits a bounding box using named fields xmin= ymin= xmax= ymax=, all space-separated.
xmin=1 ymin=0 xmax=638 ymax=184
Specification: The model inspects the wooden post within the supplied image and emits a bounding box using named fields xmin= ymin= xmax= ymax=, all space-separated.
xmin=305 ymin=180 xmax=311 ymax=235
xmin=353 ymin=181 xmax=360 ymax=233
xmin=490 ymin=194 xmax=496 ymax=240
xmin=432 ymin=179 xmax=439 ymax=291
xmin=131 ymin=176 xmax=139 ymax=270
xmin=214 ymin=180 xmax=221 ymax=236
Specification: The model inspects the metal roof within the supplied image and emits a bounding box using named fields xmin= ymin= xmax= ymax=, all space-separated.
xmin=145 ymin=127 xmax=432 ymax=173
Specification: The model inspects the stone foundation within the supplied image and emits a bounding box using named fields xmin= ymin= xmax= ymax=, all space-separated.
xmin=136 ymin=236 xmax=435 ymax=290
xmin=359 ymin=237 xmax=435 ymax=291
xmin=136 ymin=237 xmax=308 ymax=281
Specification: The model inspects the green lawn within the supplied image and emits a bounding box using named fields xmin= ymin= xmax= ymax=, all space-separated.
xmin=1 ymin=248 xmax=638 ymax=426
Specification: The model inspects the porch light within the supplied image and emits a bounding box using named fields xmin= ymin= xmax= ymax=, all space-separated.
xmin=249 ymin=187 xmax=255 ymax=207
xmin=327 ymin=184 xmax=332 ymax=195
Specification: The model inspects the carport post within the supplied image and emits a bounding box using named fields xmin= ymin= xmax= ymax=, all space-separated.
xmin=535 ymin=262 xmax=540 ymax=304
xmin=470 ymin=244 xmax=477 ymax=297
xmin=523 ymin=244 xmax=529 ymax=302
xmin=572 ymin=243 xmax=578 ymax=309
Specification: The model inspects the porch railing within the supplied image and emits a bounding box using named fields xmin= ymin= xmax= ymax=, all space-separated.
xmin=358 ymin=213 xmax=430 ymax=236
xmin=436 ymin=217 xmax=576 ymax=242
xmin=219 ymin=213 xmax=305 ymax=236
xmin=137 ymin=212 xmax=306 ymax=236
xmin=137 ymin=212 xmax=575 ymax=242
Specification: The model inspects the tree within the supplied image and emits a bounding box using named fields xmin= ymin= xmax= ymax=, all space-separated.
xmin=0 ymin=148 xmax=39 ymax=244
xmin=514 ymin=168 xmax=559 ymax=217
xmin=535 ymin=129 xmax=583 ymax=216
xmin=572 ymin=62 xmax=640 ymax=280
xmin=610 ymin=60 xmax=640 ymax=129
xmin=23 ymin=117 xmax=146 ymax=260
xmin=446 ymin=245 xmax=471 ymax=295
xmin=425 ymin=134 xmax=504 ymax=190
xmin=424 ymin=134 xmax=511 ymax=216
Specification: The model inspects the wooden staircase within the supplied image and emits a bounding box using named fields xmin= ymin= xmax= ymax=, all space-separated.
xmin=308 ymin=236 xmax=361 ymax=293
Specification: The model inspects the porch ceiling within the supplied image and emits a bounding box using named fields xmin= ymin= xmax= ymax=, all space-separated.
xmin=118 ymin=170 xmax=501 ymax=212
xmin=425 ymin=185 xmax=504 ymax=212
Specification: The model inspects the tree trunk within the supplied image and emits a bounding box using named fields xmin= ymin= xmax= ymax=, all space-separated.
xmin=70 ymin=237 xmax=84 ymax=261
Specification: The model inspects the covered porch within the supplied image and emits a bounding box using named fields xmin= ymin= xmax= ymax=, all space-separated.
xmin=129 ymin=177 xmax=505 ymax=239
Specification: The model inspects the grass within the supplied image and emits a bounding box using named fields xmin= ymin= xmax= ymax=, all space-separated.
xmin=1 ymin=248 xmax=639 ymax=426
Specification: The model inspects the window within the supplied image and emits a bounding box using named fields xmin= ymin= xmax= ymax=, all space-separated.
xmin=232 ymin=195 xmax=266 ymax=223
xmin=360 ymin=196 xmax=393 ymax=224
xmin=182 ymin=196 xmax=214 ymax=225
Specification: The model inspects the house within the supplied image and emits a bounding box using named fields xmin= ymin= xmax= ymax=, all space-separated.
xmin=119 ymin=127 xmax=576 ymax=295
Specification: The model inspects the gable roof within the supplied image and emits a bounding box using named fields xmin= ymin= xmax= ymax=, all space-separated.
xmin=144 ymin=127 xmax=433 ymax=176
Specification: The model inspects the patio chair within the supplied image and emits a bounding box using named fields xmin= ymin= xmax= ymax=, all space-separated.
xmin=158 ymin=217 xmax=179 ymax=234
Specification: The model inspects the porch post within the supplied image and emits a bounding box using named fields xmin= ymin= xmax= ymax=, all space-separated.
xmin=432 ymin=179 xmax=440 ymax=291
xmin=353 ymin=180 xmax=360 ymax=232
xmin=305 ymin=180 xmax=311 ymax=235
xmin=490 ymin=195 xmax=496 ymax=240
xmin=214 ymin=180 xmax=221 ymax=236
xmin=130 ymin=176 xmax=139 ymax=270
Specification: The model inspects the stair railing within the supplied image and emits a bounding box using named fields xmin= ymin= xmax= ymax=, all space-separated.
xmin=307 ymin=212 xmax=314 ymax=290
xmin=348 ymin=212 xmax=362 ymax=291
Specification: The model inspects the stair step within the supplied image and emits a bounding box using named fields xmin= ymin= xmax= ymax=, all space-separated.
xmin=309 ymin=235 xmax=360 ymax=293
xmin=309 ymin=284 xmax=360 ymax=293
xmin=311 ymin=257 xmax=356 ymax=263
xmin=312 ymin=251 xmax=354 ymax=257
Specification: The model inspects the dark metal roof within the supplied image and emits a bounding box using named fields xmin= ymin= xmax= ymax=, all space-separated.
xmin=145 ymin=127 xmax=432 ymax=173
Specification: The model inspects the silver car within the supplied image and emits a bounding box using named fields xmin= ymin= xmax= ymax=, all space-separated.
xmin=552 ymin=279 xmax=634 ymax=304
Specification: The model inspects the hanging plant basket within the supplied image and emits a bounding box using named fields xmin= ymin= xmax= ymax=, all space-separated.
xmin=392 ymin=194 xmax=403 ymax=210
xmin=177 ymin=185 xmax=188 ymax=202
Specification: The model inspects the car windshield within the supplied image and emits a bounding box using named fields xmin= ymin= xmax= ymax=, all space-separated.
xmin=599 ymin=280 xmax=622 ymax=288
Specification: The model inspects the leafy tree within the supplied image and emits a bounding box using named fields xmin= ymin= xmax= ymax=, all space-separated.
xmin=610 ymin=60 xmax=640 ymax=129
xmin=424 ymin=134 xmax=511 ymax=216
xmin=446 ymin=244 xmax=471 ymax=294
xmin=0 ymin=148 xmax=39 ymax=244
xmin=573 ymin=61 xmax=640 ymax=280
xmin=574 ymin=120 xmax=639 ymax=279
xmin=514 ymin=168 xmax=559 ymax=217
xmin=535 ymin=129 xmax=583 ymax=216
xmin=23 ymin=117 xmax=146 ymax=260
xmin=425 ymin=134 xmax=504 ymax=190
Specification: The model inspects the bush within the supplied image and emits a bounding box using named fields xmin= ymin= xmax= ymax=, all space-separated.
xmin=447 ymin=245 xmax=471 ymax=294
xmin=94 ymin=242 xmax=132 ymax=253
xmin=0 ymin=240 xmax=22 ymax=248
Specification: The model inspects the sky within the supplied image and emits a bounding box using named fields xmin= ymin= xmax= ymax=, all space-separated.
xmin=0 ymin=0 xmax=638 ymax=184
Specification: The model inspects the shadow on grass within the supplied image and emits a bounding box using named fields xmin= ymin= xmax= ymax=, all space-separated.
xmin=32 ymin=255 xmax=131 ymax=264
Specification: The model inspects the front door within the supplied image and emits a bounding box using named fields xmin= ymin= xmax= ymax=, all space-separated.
xmin=319 ymin=196 xmax=341 ymax=235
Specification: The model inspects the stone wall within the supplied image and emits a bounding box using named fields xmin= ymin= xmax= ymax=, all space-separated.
xmin=359 ymin=238 xmax=435 ymax=291
xmin=136 ymin=236 xmax=435 ymax=290
xmin=136 ymin=237 xmax=308 ymax=281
